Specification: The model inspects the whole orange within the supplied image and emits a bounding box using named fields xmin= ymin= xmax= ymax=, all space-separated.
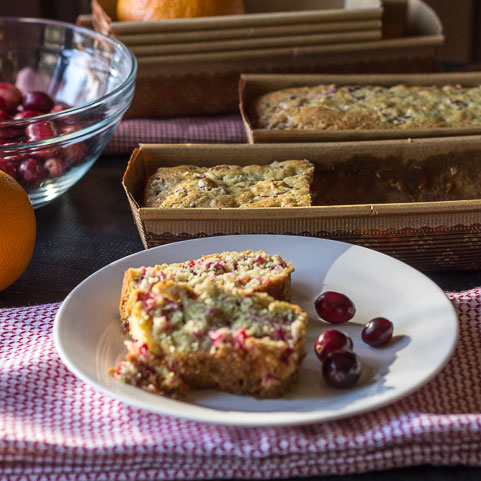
xmin=117 ymin=0 xmax=245 ymax=21
xmin=0 ymin=171 xmax=36 ymax=291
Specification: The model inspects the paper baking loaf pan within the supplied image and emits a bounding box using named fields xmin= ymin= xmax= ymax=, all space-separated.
xmin=80 ymin=0 xmax=443 ymax=118
xmin=240 ymin=71 xmax=481 ymax=143
xmin=122 ymin=140 xmax=481 ymax=271
xmin=128 ymin=30 xmax=382 ymax=56
xmin=114 ymin=19 xmax=382 ymax=46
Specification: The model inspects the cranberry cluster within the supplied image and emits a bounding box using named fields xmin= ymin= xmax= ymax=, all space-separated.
xmin=0 ymin=81 xmax=86 ymax=190
xmin=314 ymin=291 xmax=394 ymax=389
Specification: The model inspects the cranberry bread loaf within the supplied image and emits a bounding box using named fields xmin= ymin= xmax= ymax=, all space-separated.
xmin=143 ymin=159 xmax=314 ymax=208
xmin=115 ymin=280 xmax=307 ymax=398
xmin=252 ymin=83 xmax=481 ymax=131
xmin=120 ymin=250 xmax=293 ymax=328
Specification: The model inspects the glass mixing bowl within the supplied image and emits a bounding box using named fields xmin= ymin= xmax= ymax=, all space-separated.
xmin=0 ymin=17 xmax=137 ymax=208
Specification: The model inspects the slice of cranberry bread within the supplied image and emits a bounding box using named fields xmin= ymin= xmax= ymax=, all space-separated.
xmin=119 ymin=279 xmax=307 ymax=398
xmin=120 ymin=250 xmax=293 ymax=329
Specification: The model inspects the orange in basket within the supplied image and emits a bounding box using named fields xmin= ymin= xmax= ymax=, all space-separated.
xmin=0 ymin=171 xmax=36 ymax=291
xmin=117 ymin=0 xmax=245 ymax=21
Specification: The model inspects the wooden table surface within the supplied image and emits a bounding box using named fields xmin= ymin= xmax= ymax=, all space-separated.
xmin=1 ymin=155 xmax=481 ymax=480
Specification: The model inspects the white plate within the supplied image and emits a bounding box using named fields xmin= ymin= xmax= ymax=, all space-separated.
xmin=54 ymin=235 xmax=458 ymax=427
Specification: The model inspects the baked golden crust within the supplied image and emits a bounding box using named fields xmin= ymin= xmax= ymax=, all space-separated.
xmin=120 ymin=267 xmax=140 ymax=323
xmin=252 ymin=83 xmax=481 ymax=131
xmin=121 ymin=280 xmax=307 ymax=398
xmin=143 ymin=159 xmax=314 ymax=208
xmin=119 ymin=250 xmax=293 ymax=325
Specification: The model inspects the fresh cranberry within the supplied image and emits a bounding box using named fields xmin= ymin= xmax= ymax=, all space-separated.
xmin=0 ymin=82 xmax=22 ymax=113
xmin=58 ymin=123 xmax=79 ymax=136
xmin=314 ymin=329 xmax=353 ymax=362
xmin=1 ymin=154 xmax=26 ymax=165
xmin=22 ymin=91 xmax=54 ymax=113
xmin=44 ymin=157 xmax=66 ymax=178
xmin=0 ymin=111 xmax=12 ymax=121
xmin=26 ymin=120 xmax=57 ymax=141
xmin=17 ymin=157 xmax=47 ymax=189
xmin=14 ymin=110 xmax=42 ymax=119
xmin=322 ymin=350 xmax=361 ymax=388
xmin=0 ymin=159 xmax=17 ymax=178
xmin=0 ymin=123 xmax=24 ymax=141
xmin=33 ymin=147 xmax=60 ymax=161
xmin=314 ymin=291 xmax=356 ymax=324
xmin=50 ymin=102 xmax=69 ymax=113
xmin=362 ymin=317 xmax=394 ymax=347
xmin=63 ymin=141 xmax=86 ymax=167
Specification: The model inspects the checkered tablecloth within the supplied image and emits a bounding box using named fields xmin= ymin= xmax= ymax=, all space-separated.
xmin=105 ymin=115 xmax=247 ymax=155
xmin=1 ymin=288 xmax=481 ymax=480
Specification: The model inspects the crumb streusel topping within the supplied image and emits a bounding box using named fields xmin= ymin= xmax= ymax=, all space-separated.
xmin=253 ymin=83 xmax=481 ymax=131
xmin=144 ymin=159 xmax=314 ymax=208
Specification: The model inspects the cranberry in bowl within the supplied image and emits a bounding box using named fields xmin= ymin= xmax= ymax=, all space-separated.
xmin=0 ymin=17 xmax=137 ymax=207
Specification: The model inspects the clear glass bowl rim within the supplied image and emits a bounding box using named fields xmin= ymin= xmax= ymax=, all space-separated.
xmin=0 ymin=16 xmax=137 ymax=151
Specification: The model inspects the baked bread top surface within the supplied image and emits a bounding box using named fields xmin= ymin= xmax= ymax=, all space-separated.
xmin=252 ymin=83 xmax=481 ymax=131
xmin=144 ymin=159 xmax=314 ymax=208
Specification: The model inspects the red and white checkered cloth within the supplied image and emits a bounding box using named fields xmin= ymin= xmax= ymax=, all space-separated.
xmin=1 ymin=288 xmax=481 ymax=480
xmin=105 ymin=115 xmax=247 ymax=155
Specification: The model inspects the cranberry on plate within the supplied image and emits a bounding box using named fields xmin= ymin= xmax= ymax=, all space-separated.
xmin=314 ymin=329 xmax=353 ymax=362
xmin=362 ymin=317 xmax=394 ymax=347
xmin=314 ymin=291 xmax=356 ymax=324
xmin=322 ymin=350 xmax=362 ymax=389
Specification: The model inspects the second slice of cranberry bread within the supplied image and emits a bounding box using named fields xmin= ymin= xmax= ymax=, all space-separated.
xmin=120 ymin=250 xmax=294 ymax=329
xmin=124 ymin=280 xmax=307 ymax=398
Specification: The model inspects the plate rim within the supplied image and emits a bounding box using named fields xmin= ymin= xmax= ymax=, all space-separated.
xmin=53 ymin=234 xmax=459 ymax=427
